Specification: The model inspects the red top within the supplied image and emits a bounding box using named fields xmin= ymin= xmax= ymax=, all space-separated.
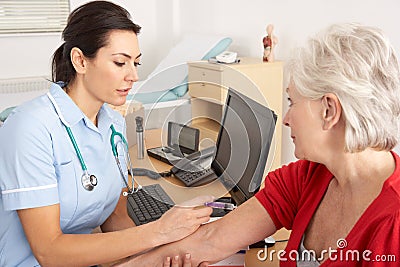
xmin=255 ymin=151 xmax=400 ymax=266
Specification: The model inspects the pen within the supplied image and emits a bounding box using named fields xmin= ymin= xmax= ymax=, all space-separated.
xmin=204 ymin=201 xmax=237 ymax=210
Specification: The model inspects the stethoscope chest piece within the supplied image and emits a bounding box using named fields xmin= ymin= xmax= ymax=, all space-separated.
xmin=82 ymin=173 xmax=98 ymax=191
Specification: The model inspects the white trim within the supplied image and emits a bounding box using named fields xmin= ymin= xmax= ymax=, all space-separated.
xmin=47 ymin=92 xmax=71 ymax=127
xmin=2 ymin=183 xmax=57 ymax=195
xmin=143 ymin=98 xmax=190 ymax=110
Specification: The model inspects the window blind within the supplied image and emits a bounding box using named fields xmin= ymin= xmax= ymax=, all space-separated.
xmin=0 ymin=0 xmax=70 ymax=34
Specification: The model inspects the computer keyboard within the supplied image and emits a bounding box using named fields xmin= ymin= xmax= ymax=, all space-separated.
xmin=172 ymin=167 xmax=217 ymax=187
xmin=127 ymin=184 xmax=175 ymax=225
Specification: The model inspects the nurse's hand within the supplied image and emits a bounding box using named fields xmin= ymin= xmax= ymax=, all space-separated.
xmin=155 ymin=195 xmax=213 ymax=244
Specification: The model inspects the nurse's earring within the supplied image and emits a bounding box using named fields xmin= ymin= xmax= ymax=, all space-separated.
xmin=82 ymin=172 xmax=98 ymax=191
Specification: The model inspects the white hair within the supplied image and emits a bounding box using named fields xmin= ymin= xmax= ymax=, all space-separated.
xmin=286 ymin=23 xmax=400 ymax=152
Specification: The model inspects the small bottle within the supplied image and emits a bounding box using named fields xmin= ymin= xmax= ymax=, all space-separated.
xmin=135 ymin=116 xmax=144 ymax=159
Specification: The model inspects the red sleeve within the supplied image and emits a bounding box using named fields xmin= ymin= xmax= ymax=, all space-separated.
xmin=255 ymin=160 xmax=308 ymax=230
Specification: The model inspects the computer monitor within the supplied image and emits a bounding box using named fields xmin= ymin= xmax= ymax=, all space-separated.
xmin=212 ymin=88 xmax=277 ymax=205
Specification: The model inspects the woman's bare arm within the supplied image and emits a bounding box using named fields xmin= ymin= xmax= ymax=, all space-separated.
xmin=117 ymin=197 xmax=277 ymax=266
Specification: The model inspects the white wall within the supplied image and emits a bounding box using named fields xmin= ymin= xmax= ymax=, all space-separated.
xmin=175 ymin=0 xmax=400 ymax=165
xmin=0 ymin=34 xmax=60 ymax=79
xmin=1 ymin=0 xmax=399 ymax=163
xmin=0 ymin=0 xmax=162 ymax=80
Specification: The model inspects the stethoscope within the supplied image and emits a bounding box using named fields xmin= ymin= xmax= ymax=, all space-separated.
xmin=109 ymin=124 xmax=141 ymax=195
xmin=47 ymin=92 xmax=139 ymax=193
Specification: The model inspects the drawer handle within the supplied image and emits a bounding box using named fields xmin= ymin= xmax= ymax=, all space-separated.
xmin=201 ymin=82 xmax=205 ymax=87
xmin=202 ymin=72 xmax=206 ymax=76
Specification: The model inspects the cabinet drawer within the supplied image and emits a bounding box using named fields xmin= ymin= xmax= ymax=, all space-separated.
xmin=189 ymin=66 xmax=222 ymax=85
xmin=188 ymin=66 xmax=225 ymax=102
xmin=189 ymin=83 xmax=225 ymax=103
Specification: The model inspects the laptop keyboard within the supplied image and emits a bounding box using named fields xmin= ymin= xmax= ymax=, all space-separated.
xmin=127 ymin=184 xmax=175 ymax=225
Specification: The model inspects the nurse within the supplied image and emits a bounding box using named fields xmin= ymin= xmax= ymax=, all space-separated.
xmin=0 ymin=1 xmax=212 ymax=266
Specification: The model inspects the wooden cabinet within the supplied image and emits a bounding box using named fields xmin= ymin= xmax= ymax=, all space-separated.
xmin=188 ymin=58 xmax=283 ymax=171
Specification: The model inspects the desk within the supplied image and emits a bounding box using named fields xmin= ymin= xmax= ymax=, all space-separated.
xmin=129 ymin=128 xmax=291 ymax=266
xmin=245 ymin=228 xmax=290 ymax=266
xmin=129 ymin=128 xmax=229 ymax=203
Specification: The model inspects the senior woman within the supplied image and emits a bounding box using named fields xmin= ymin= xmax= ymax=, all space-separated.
xmin=120 ymin=22 xmax=400 ymax=267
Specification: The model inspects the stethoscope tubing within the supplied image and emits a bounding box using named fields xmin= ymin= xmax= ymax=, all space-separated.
xmin=114 ymin=139 xmax=140 ymax=194
xmin=47 ymin=91 xmax=138 ymax=193
xmin=47 ymin=92 xmax=89 ymax=172
xmin=65 ymin=126 xmax=88 ymax=171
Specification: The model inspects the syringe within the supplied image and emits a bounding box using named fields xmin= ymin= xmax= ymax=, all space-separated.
xmin=204 ymin=201 xmax=237 ymax=210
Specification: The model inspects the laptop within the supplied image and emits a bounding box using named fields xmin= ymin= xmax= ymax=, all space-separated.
xmin=147 ymin=121 xmax=200 ymax=165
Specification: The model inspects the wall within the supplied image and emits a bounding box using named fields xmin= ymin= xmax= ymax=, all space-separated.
xmin=70 ymin=0 xmax=177 ymax=79
xmin=1 ymin=0 xmax=400 ymax=163
xmin=176 ymin=0 xmax=400 ymax=164
xmin=0 ymin=0 xmax=164 ymax=112
xmin=0 ymin=0 xmax=161 ymax=80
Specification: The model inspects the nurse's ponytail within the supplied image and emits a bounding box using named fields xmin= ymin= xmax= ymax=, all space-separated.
xmin=50 ymin=1 xmax=141 ymax=86
xmin=51 ymin=43 xmax=73 ymax=85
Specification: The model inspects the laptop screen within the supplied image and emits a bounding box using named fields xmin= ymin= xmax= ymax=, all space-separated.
xmin=212 ymin=88 xmax=277 ymax=205
xmin=168 ymin=121 xmax=200 ymax=154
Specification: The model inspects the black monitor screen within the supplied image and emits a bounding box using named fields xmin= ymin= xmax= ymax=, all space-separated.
xmin=212 ymin=88 xmax=277 ymax=205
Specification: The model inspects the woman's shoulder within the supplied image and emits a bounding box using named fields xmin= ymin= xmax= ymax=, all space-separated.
xmin=3 ymin=94 xmax=60 ymax=132
xmin=0 ymin=94 xmax=63 ymax=156
xmin=264 ymin=160 xmax=332 ymax=200
xmin=365 ymin=155 xmax=400 ymax=227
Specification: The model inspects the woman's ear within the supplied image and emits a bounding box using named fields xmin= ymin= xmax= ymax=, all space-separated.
xmin=70 ymin=47 xmax=87 ymax=74
xmin=321 ymin=93 xmax=342 ymax=130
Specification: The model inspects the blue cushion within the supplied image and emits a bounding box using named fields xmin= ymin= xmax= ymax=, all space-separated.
xmin=127 ymin=90 xmax=178 ymax=105
xmin=169 ymin=37 xmax=232 ymax=98
xmin=0 ymin=106 xmax=16 ymax=122
xmin=201 ymin=37 xmax=233 ymax=60
xmin=170 ymin=78 xmax=189 ymax=97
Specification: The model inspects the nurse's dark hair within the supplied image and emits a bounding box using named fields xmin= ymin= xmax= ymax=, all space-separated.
xmin=51 ymin=0 xmax=141 ymax=85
